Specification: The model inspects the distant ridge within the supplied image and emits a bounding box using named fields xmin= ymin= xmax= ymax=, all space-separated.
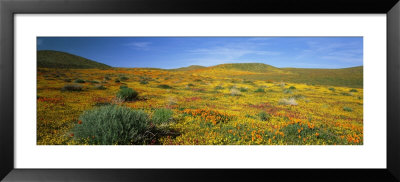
xmin=209 ymin=63 xmax=284 ymax=73
xmin=172 ymin=65 xmax=206 ymax=71
xmin=174 ymin=63 xmax=363 ymax=88
xmin=37 ymin=50 xmax=112 ymax=69
xmin=174 ymin=63 xmax=284 ymax=73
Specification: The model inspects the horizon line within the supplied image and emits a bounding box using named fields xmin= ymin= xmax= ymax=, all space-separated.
xmin=37 ymin=49 xmax=364 ymax=70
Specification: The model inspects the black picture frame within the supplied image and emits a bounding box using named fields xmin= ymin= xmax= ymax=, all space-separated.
xmin=1 ymin=0 xmax=399 ymax=181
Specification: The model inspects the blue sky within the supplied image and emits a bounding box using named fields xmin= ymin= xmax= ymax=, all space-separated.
xmin=37 ymin=37 xmax=363 ymax=69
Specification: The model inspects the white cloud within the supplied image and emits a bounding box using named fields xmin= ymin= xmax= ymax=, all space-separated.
xmin=320 ymin=56 xmax=362 ymax=63
xmin=186 ymin=37 xmax=278 ymax=60
xmin=295 ymin=40 xmax=363 ymax=64
xmin=183 ymin=57 xmax=261 ymax=68
xmin=125 ymin=42 xmax=151 ymax=50
xmin=188 ymin=47 xmax=280 ymax=60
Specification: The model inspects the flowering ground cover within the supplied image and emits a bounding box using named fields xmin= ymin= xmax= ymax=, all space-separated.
xmin=37 ymin=64 xmax=363 ymax=145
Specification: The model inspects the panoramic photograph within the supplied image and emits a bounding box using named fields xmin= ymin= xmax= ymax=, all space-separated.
xmin=37 ymin=37 xmax=363 ymax=145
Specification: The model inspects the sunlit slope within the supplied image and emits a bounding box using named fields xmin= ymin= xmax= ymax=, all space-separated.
xmin=178 ymin=63 xmax=362 ymax=88
xmin=185 ymin=63 xmax=290 ymax=78
xmin=37 ymin=50 xmax=112 ymax=69
xmin=210 ymin=63 xmax=284 ymax=73
xmin=171 ymin=65 xmax=206 ymax=71
xmin=279 ymin=66 xmax=363 ymax=88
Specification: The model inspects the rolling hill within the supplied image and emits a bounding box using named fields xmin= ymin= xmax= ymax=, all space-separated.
xmin=172 ymin=65 xmax=206 ymax=71
xmin=36 ymin=50 xmax=362 ymax=88
xmin=175 ymin=63 xmax=363 ymax=88
xmin=37 ymin=50 xmax=111 ymax=69
xmin=278 ymin=66 xmax=363 ymax=88
xmin=209 ymin=63 xmax=284 ymax=73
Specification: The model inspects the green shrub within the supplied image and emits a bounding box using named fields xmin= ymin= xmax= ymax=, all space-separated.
xmin=89 ymin=80 xmax=100 ymax=84
xmin=61 ymin=84 xmax=83 ymax=91
xmin=245 ymin=114 xmax=256 ymax=119
xmin=239 ymin=87 xmax=248 ymax=92
xmin=94 ymin=85 xmax=106 ymax=90
xmin=254 ymin=88 xmax=265 ymax=93
xmin=341 ymin=92 xmax=352 ymax=96
xmin=289 ymin=86 xmax=296 ymax=90
xmin=152 ymin=108 xmax=174 ymax=124
xmin=283 ymin=89 xmax=293 ymax=94
xmin=187 ymin=83 xmax=194 ymax=87
xmin=120 ymin=85 xmax=128 ymax=89
xmin=119 ymin=76 xmax=129 ymax=81
xmin=258 ymin=111 xmax=271 ymax=121
xmin=329 ymin=87 xmax=336 ymax=92
xmin=214 ymin=85 xmax=224 ymax=90
xmin=343 ymin=107 xmax=353 ymax=112
xmin=279 ymin=123 xmax=339 ymax=145
xmin=243 ymin=80 xmax=253 ymax=84
xmin=139 ymin=76 xmax=151 ymax=84
xmin=71 ymin=105 xmax=152 ymax=145
xmin=157 ymin=84 xmax=173 ymax=89
xmin=74 ymin=79 xmax=85 ymax=83
xmin=115 ymin=79 xmax=120 ymax=83
xmin=117 ymin=87 xmax=138 ymax=101
xmin=349 ymin=89 xmax=358 ymax=92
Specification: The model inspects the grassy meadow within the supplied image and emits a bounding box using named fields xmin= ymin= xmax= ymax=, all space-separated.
xmin=37 ymin=51 xmax=363 ymax=145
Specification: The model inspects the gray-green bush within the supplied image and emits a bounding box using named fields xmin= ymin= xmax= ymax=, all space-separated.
xmin=343 ymin=107 xmax=353 ymax=112
xmin=74 ymin=79 xmax=85 ymax=83
xmin=157 ymin=84 xmax=173 ymax=89
xmin=254 ymin=88 xmax=265 ymax=93
xmin=94 ymin=85 xmax=106 ymax=90
xmin=258 ymin=111 xmax=271 ymax=121
xmin=72 ymin=105 xmax=152 ymax=145
xmin=152 ymin=108 xmax=173 ymax=124
xmin=214 ymin=85 xmax=224 ymax=90
xmin=117 ymin=87 xmax=138 ymax=101
xmin=341 ymin=92 xmax=352 ymax=96
xmin=119 ymin=76 xmax=129 ymax=81
xmin=239 ymin=87 xmax=248 ymax=92
xmin=89 ymin=80 xmax=100 ymax=84
xmin=61 ymin=84 xmax=83 ymax=91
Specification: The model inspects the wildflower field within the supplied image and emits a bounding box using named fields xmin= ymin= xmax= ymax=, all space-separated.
xmin=37 ymin=63 xmax=363 ymax=145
